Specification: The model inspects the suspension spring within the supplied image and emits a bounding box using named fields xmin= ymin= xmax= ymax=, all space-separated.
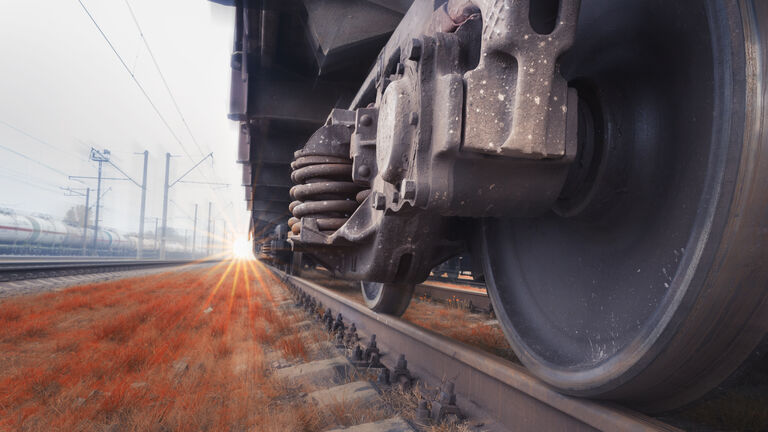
xmin=289 ymin=155 xmax=363 ymax=235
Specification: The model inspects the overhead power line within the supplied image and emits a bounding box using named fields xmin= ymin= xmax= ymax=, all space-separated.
xmin=121 ymin=0 xmax=229 ymax=212
xmin=76 ymin=0 xmax=227 ymax=215
xmin=0 ymin=119 xmax=83 ymax=163
xmin=0 ymin=142 xmax=69 ymax=177
xmin=0 ymin=173 xmax=62 ymax=194
xmin=123 ymin=0 xmax=207 ymax=157
xmin=120 ymin=0 xmax=233 ymax=212
xmin=75 ymin=0 xmax=192 ymax=159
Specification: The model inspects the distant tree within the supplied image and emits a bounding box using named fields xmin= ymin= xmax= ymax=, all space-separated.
xmin=64 ymin=205 xmax=93 ymax=227
xmin=164 ymin=227 xmax=186 ymax=243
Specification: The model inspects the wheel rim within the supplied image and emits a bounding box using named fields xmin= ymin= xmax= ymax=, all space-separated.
xmin=361 ymin=281 xmax=414 ymax=316
xmin=481 ymin=0 xmax=768 ymax=411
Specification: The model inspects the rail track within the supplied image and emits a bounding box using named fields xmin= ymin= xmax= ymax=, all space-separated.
xmin=0 ymin=258 xmax=204 ymax=283
xmin=415 ymin=282 xmax=491 ymax=313
xmin=272 ymin=267 xmax=679 ymax=432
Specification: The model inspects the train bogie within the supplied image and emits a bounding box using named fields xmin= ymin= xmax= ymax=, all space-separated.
xmin=225 ymin=0 xmax=768 ymax=412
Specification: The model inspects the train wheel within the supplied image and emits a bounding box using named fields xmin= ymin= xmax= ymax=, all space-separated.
xmin=480 ymin=0 xmax=768 ymax=412
xmin=361 ymin=281 xmax=415 ymax=316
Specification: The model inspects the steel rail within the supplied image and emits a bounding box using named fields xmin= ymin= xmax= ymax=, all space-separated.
xmin=274 ymin=269 xmax=679 ymax=432
xmin=0 ymin=259 xmax=207 ymax=282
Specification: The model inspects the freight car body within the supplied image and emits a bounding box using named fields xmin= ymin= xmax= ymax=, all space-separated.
xmin=0 ymin=209 xmax=187 ymax=257
xmin=221 ymin=0 xmax=768 ymax=413
xmin=0 ymin=211 xmax=78 ymax=255
xmin=0 ymin=210 xmax=37 ymax=245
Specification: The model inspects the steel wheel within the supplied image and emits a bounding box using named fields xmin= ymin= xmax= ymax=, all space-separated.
xmin=361 ymin=281 xmax=415 ymax=316
xmin=480 ymin=0 xmax=768 ymax=412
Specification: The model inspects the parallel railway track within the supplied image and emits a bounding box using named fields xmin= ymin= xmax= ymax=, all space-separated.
xmin=0 ymin=258 xmax=204 ymax=283
xmin=272 ymin=268 xmax=679 ymax=432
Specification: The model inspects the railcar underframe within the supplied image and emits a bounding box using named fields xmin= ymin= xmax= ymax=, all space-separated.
xmin=218 ymin=0 xmax=768 ymax=413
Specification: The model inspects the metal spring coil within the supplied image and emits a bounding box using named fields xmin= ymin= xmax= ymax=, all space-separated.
xmin=288 ymin=155 xmax=363 ymax=235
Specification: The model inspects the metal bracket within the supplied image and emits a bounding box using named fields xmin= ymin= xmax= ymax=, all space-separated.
xmin=463 ymin=0 xmax=580 ymax=159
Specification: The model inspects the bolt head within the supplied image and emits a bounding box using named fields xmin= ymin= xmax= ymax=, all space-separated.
xmin=360 ymin=114 xmax=373 ymax=127
xmin=357 ymin=165 xmax=371 ymax=178
xmin=401 ymin=180 xmax=416 ymax=200
xmin=372 ymin=192 xmax=386 ymax=210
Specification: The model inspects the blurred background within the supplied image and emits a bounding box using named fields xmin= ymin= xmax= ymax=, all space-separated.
xmin=0 ymin=0 xmax=247 ymax=258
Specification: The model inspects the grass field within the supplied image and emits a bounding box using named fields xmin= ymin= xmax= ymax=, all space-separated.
xmin=0 ymin=259 xmax=340 ymax=431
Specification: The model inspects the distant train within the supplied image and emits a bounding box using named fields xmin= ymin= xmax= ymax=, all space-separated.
xmin=0 ymin=208 xmax=186 ymax=257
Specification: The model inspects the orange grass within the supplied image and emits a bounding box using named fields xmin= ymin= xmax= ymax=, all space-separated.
xmin=0 ymin=259 xmax=316 ymax=431
xmin=276 ymin=333 xmax=308 ymax=361
xmin=402 ymin=302 xmax=516 ymax=361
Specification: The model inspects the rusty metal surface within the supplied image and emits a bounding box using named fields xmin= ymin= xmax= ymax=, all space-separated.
xmin=275 ymin=269 xmax=680 ymax=432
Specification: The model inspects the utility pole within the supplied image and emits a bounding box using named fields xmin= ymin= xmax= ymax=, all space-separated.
xmin=72 ymin=148 xmax=145 ymax=258
xmin=62 ymin=186 xmax=92 ymax=256
xmin=160 ymin=152 xmax=171 ymax=259
xmin=210 ymin=202 xmax=234 ymax=254
xmin=90 ymin=149 xmax=111 ymax=254
xmin=206 ymin=202 xmax=212 ymax=256
xmin=82 ymin=188 xmax=90 ymax=256
xmin=212 ymin=219 xmax=216 ymax=253
xmin=137 ymin=150 xmax=148 ymax=259
xmin=192 ymin=204 xmax=198 ymax=255
xmin=159 ymin=152 xmax=214 ymax=259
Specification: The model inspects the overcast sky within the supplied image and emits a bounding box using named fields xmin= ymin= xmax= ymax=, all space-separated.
xmin=0 ymin=0 xmax=246 ymax=241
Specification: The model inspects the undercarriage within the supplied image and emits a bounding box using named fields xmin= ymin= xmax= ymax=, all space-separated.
xmin=221 ymin=0 xmax=768 ymax=413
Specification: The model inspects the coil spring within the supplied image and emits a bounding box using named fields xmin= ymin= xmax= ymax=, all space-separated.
xmin=288 ymin=155 xmax=364 ymax=235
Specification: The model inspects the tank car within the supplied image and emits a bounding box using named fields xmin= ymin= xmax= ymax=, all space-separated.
xmin=0 ymin=209 xmax=187 ymax=257
xmin=62 ymin=224 xmax=86 ymax=249
xmin=0 ymin=209 xmax=35 ymax=246
xmin=220 ymin=0 xmax=768 ymax=412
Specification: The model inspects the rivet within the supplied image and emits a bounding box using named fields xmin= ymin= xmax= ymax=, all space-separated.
xmin=357 ymin=165 xmax=371 ymax=178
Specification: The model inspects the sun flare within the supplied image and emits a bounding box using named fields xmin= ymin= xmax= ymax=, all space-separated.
xmin=231 ymin=237 xmax=254 ymax=260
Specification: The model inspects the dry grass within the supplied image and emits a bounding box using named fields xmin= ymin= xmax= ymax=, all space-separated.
xmin=402 ymin=302 xmax=516 ymax=363
xmin=379 ymin=381 xmax=473 ymax=432
xmin=0 ymin=259 xmax=358 ymax=432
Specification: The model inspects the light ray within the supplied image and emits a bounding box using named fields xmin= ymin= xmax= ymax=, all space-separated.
xmin=203 ymin=259 xmax=237 ymax=308
xmin=245 ymin=259 xmax=274 ymax=304
xmin=193 ymin=258 xmax=230 ymax=281
xmin=244 ymin=260 xmax=253 ymax=322
xmin=228 ymin=260 xmax=242 ymax=317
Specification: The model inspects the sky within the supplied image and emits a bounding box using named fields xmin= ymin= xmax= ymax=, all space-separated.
xmin=0 ymin=0 xmax=246 ymax=244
